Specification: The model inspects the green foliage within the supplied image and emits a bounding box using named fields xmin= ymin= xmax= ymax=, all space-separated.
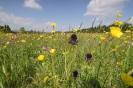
xmin=0 ymin=25 xmax=12 ymax=33
xmin=19 ymin=27 xmax=26 ymax=33
xmin=0 ymin=32 xmax=133 ymax=87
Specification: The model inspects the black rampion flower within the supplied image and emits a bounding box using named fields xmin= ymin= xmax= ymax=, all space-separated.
xmin=73 ymin=70 xmax=78 ymax=79
xmin=68 ymin=34 xmax=78 ymax=45
xmin=85 ymin=53 xmax=92 ymax=61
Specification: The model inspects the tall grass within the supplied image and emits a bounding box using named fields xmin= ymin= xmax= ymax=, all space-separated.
xmin=0 ymin=31 xmax=133 ymax=88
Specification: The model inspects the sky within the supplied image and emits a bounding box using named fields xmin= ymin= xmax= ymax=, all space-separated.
xmin=0 ymin=0 xmax=133 ymax=32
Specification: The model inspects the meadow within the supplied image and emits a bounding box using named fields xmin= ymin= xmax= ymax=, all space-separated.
xmin=0 ymin=30 xmax=133 ymax=88
xmin=0 ymin=14 xmax=133 ymax=88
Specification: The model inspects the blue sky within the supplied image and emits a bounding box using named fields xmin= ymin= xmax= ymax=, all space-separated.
xmin=0 ymin=0 xmax=133 ymax=32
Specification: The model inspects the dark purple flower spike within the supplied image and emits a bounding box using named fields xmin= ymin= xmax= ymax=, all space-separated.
xmin=68 ymin=34 xmax=78 ymax=45
xmin=85 ymin=53 xmax=92 ymax=61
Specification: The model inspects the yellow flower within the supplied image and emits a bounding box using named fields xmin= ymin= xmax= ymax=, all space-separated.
xmin=3 ymin=45 xmax=7 ymax=49
xmin=43 ymin=76 xmax=48 ymax=82
xmin=114 ymin=20 xmax=122 ymax=26
xmin=116 ymin=14 xmax=122 ymax=18
xmin=37 ymin=55 xmax=44 ymax=61
xmin=100 ymin=36 xmax=106 ymax=41
xmin=73 ymin=28 xmax=78 ymax=33
xmin=51 ymin=30 xmax=56 ymax=33
xmin=6 ymin=42 xmax=10 ymax=45
xmin=54 ymin=75 xmax=57 ymax=78
xmin=105 ymin=32 xmax=109 ymax=34
xmin=63 ymin=51 xmax=69 ymax=55
xmin=21 ymin=40 xmax=26 ymax=43
xmin=42 ymin=62 xmax=45 ymax=66
xmin=120 ymin=72 xmax=133 ymax=86
xmin=125 ymin=30 xmax=131 ymax=33
xmin=50 ymin=49 xmax=55 ymax=54
xmin=51 ymin=22 xmax=56 ymax=27
xmin=40 ymin=35 xmax=43 ymax=38
xmin=116 ymin=62 xmax=122 ymax=65
xmin=110 ymin=27 xmax=123 ymax=38
xmin=49 ymin=36 xmax=52 ymax=39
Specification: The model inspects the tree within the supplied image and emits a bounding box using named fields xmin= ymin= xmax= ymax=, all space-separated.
xmin=19 ymin=27 xmax=25 ymax=33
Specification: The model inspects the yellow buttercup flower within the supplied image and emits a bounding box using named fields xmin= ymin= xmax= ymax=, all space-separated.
xmin=51 ymin=22 xmax=56 ymax=27
xmin=43 ymin=76 xmax=48 ymax=82
xmin=51 ymin=30 xmax=56 ymax=33
xmin=125 ymin=30 xmax=131 ymax=33
xmin=116 ymin=14 xmax=122 ymax=18
xmin=120 ymin=72 xmax=133 ymax=86
xmin=63 ymin=51 xmax=69 ymax=55
xmin=116 ymin=62 xmax=122 ymax=65
xmin=50 ymin=49 xmax=55 ymax=54
xmin=110 ymin=27 xmax=123 ymax=38
xmin=21 ymin=40 xmax=26 ymax=43
xmin=100 ymin=36 xmax=106 ymax=41
xmin=37 ymin=55 xmax=44 ymax=61
xmin=114 ymin=20 xmax=122 ymax=26
xmin=6 ymin=42 xmax=10 ymax=45
xmin=73 ymin=28 xmax=78 ymax=33
xmin=40 ymin=35 xmax=43 ymax=38
xmin=3 ymin=45 xmax=7 ymax=49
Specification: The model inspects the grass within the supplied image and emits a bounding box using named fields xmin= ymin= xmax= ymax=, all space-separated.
xmin=0 ymin=32 xmax=133 ymax=88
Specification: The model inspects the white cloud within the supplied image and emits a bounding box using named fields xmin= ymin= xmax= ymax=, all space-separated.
xmin=84 ymin=0 xmax=127 ymax=16
xmin=0 ymin=7 xmax=35 ymax=26
xmin=84 ymin=0 xmax=130 ymax=25
xmin=23 ymin=0 xmax=42 ymax=10
xmin=128 ymin=16 xmax=133 ymax=24
xmin=0 ymin=7 xmax=50 ymax=31
xmin=45 ymin=22 xmax=51 ymax=26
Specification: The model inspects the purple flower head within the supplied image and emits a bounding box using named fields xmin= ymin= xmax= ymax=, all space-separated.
xmin=85 ymin=53 xmax=92 ymax=61
xmin=0 ymin=42 xmax=4 ymax=45
xmin=73 ymin=70 xmax=78 ymax=79
xmin=12 ymin=34 xmax=18 ymax=41
xmin=68 ymin=34 xmax=78 ymax=45
xmin=42 ymin=46 xmax=51 ymax=51
xmin=6 ymin=38 xmax=10 ymax=42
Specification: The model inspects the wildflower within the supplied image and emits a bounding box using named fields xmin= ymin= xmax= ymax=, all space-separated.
xmin=116 ymin=62 xmax=122 ymax=65
xmin=40 ymin=35 xmax=43 ymax=38
xmin=85 ymin=53 xmax=92 ymax=61
xmin=49 ymin=36 xmax=52 ymax=38
xmin=21 ymin=40 xmax=26 ymax=43
xmin=68 ymin=34 xmax=78 ymax=45
xmin=73 ymin=28 xmax=78 ymax=33
xmin=37 ymin=38 xmax=41 ymax=40
xmin=110 ymin=27 xmax=123 ymax=38
xmin=114 ymin=20 xmax=122 ymax=26
xmin=0 ymin=42 xmax=4 ymax=45
xmin=54 ymin=75 xmax=57 ymax=78
xmin=120 ymin=72 xmax=133 ymax=86
xmin=63 ymin=51 xmax=69 ymax=55
xmin=50 ymin=49 xmax=55 ymax=54
xmin=100 ymin=36 xmax=106 ymax=41
xmin=42 ymin=46 xmax=51 ymax=51
xmin=105 ymin=32 xmax=109 ymax=34
xmin=43 ymin=76 xmax=49 ymax=82
xmin=6 ymin=42 xmax=10 ymax=45
xmin=51 ymin=30 xmax=56 ymax=34
xmin=42 ymin=62 xmax=45 ymax=66
xmin=3 ymin=45 xmax=7 ymax=49
xmin=73 ymin=70 xmax=78 ymax=79
xmin=116 ymin=14 xmax=122 ymax=18
xmin=37 ymin=55 xmax=44 ymax=61
xmin=51 ymin=22 xmax=56 ymax=27
xmin=6 ymin=38 xmax=10 ymax=42
xmin=125 ymin=30 xmax=131 ymax=33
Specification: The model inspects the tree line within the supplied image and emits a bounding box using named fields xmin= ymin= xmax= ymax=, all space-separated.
xmin=0 ymin=22 xmax=133 ymax=34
